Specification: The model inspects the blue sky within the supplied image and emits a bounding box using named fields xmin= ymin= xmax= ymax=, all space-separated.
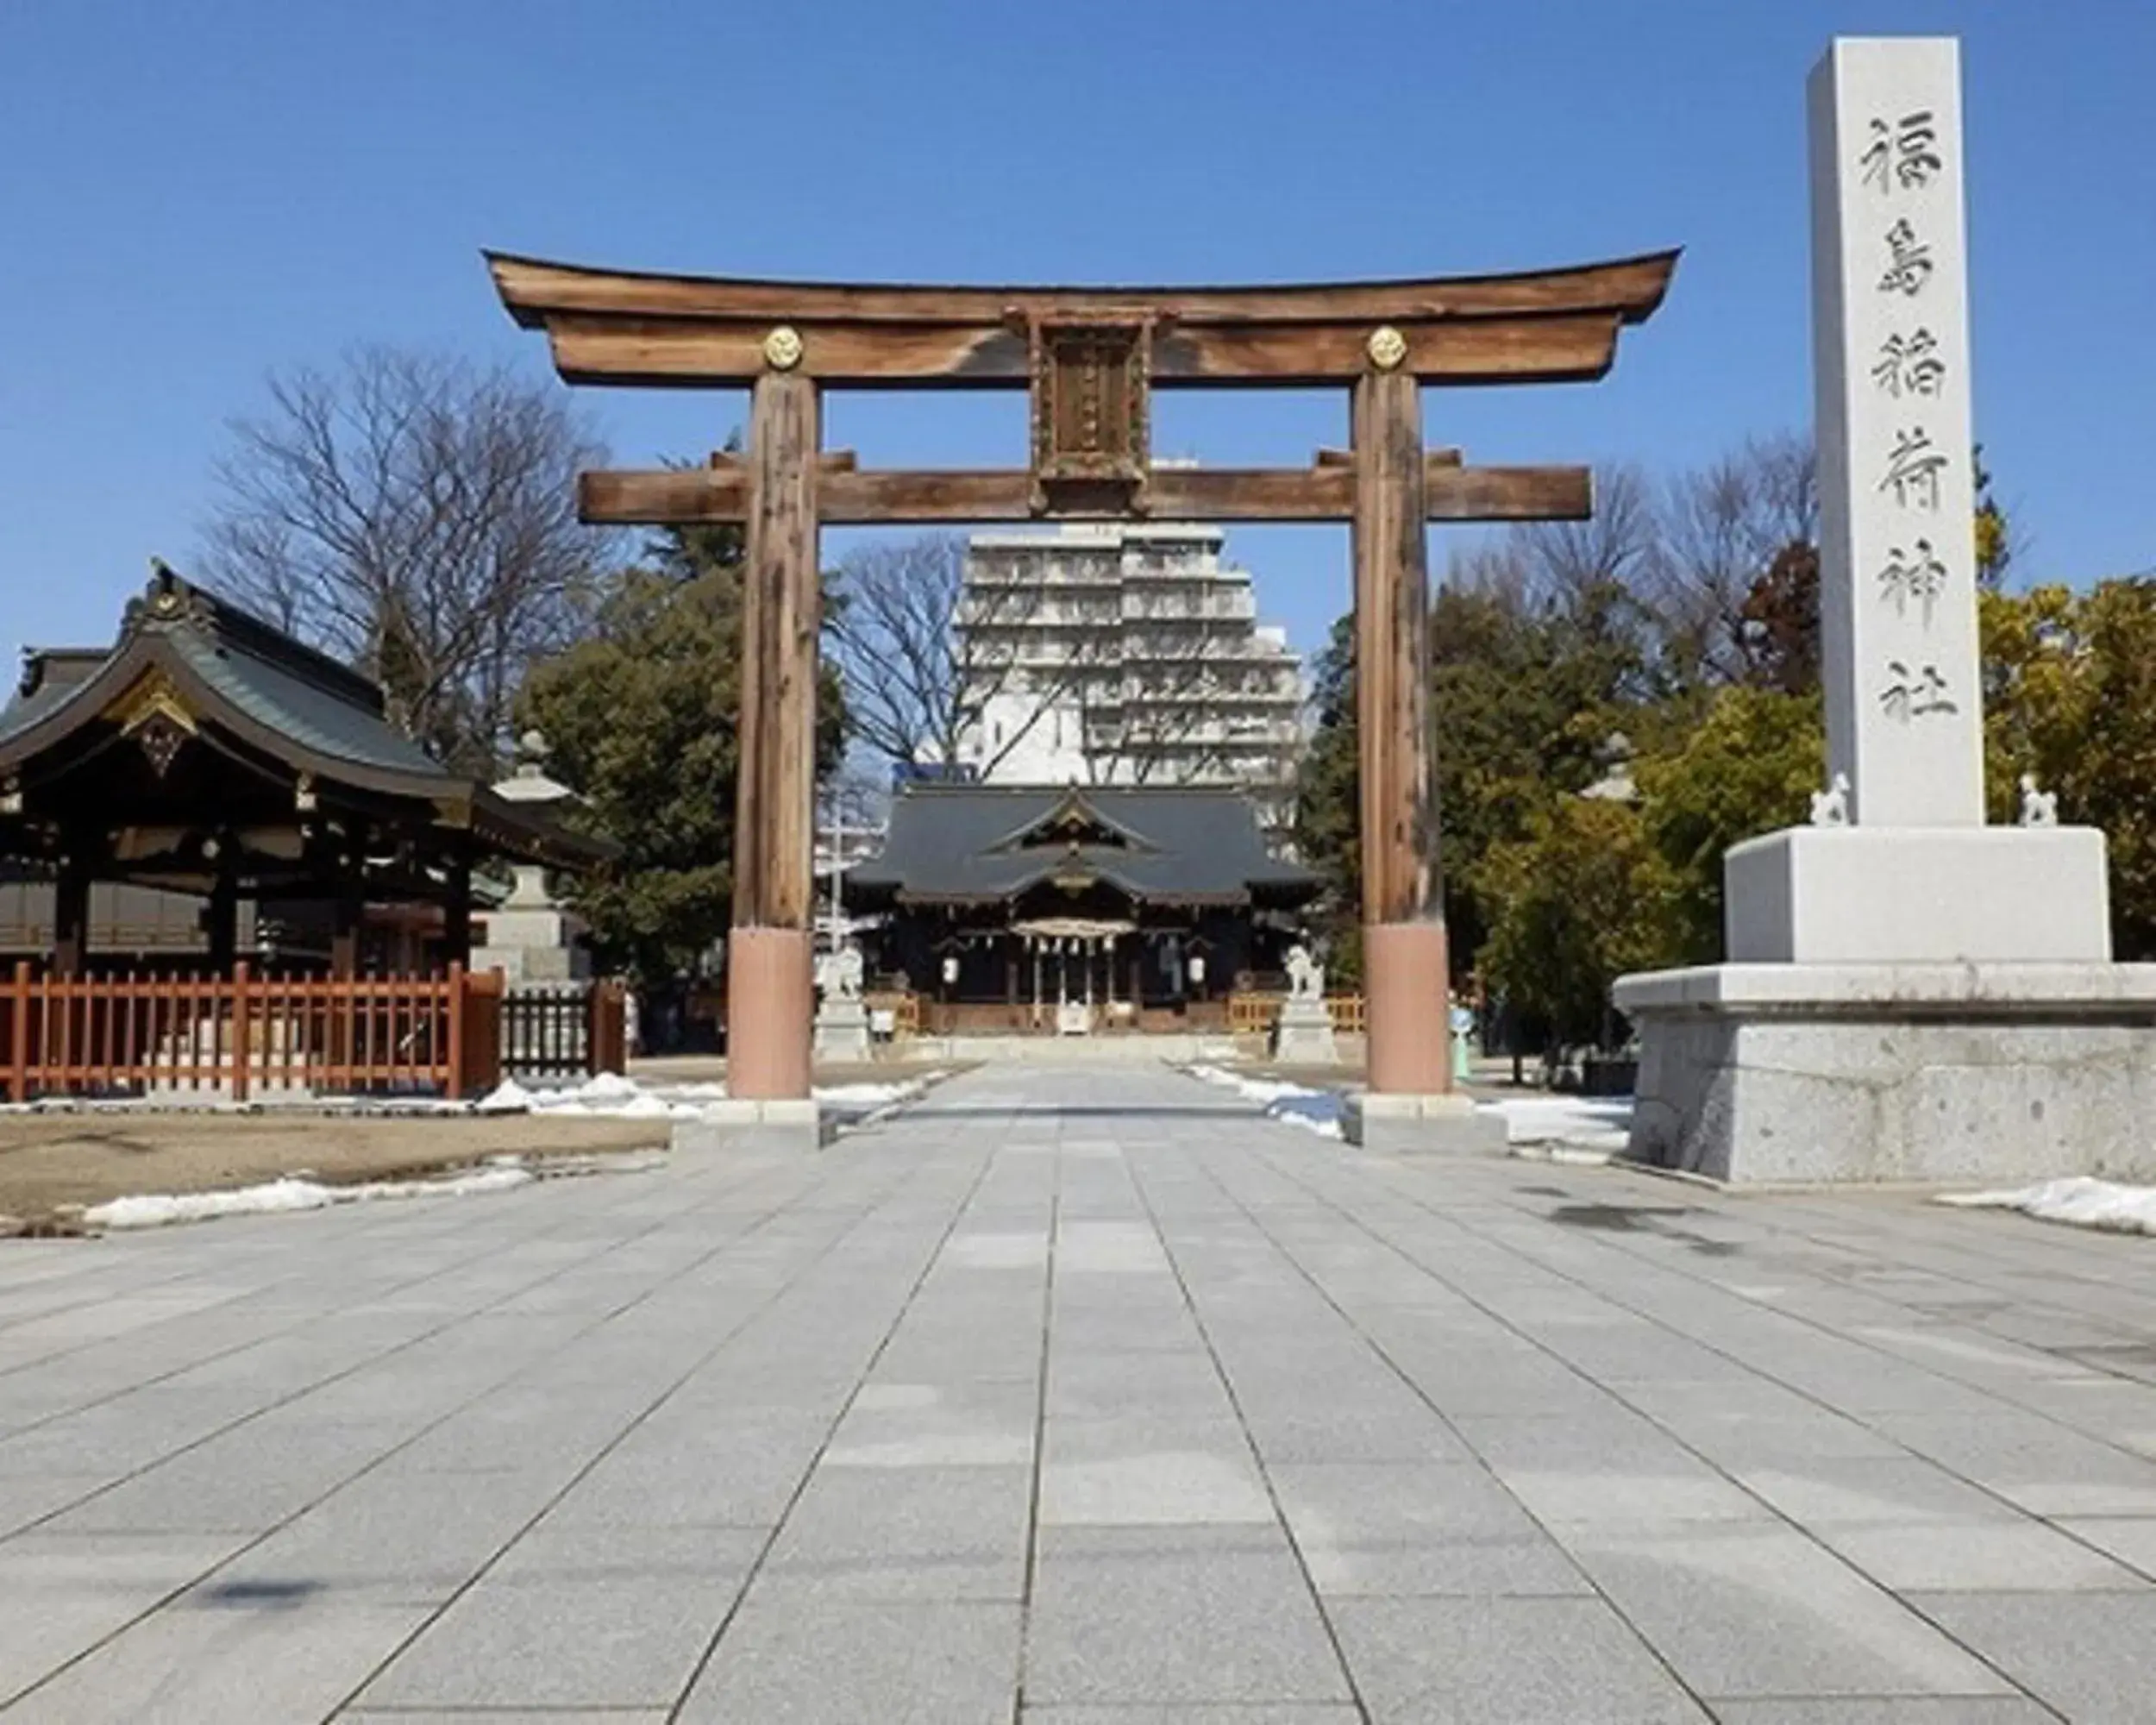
xmin=3 ymin=0 xmax=2152 ymax=670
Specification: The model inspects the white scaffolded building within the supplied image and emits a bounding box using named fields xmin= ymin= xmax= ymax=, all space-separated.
xmin=950 ymin=521 xmax=1304 ymax=832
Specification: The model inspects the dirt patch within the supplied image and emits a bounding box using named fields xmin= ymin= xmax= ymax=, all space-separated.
xmin=0 ymin=1111 xmax=666 ymax=1232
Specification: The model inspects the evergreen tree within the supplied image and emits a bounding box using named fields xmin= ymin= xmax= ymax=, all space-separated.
xmin=516 ymin=525 xmax=845 ymax=984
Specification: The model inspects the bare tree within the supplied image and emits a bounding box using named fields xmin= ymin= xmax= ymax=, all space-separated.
xmin=826 ymin=534 xmax=1075 ymax=776
xmin=1649 ymin=434 xmax=1816 ymax=684
xmin=1514 ymin=461 xmax=1660 ymax=607
xmin=200 ymin=347 xmax=615 ymax=774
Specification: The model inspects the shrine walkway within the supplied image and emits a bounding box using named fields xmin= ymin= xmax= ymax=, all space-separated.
xmin=3 ymin=1064 xmax=2156 ymax=1721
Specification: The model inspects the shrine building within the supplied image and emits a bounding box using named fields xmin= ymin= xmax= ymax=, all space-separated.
xmin=844 ymin=781 xmax=1319 ymax=1034
xmin=0 ymin=565 xmax=624 ymax=1102
xmin=0 ymin=563 xmax=610 ymax=978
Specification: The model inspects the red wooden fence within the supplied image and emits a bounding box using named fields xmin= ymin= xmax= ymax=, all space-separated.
xmin=1 ymin=962 xmax=505 ymax=1102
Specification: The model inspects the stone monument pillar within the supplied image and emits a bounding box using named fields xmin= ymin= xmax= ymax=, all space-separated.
xmin=1616 ymin=36 xmax=2156 ymax=1184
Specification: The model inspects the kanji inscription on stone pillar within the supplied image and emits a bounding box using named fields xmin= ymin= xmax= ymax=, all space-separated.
xmin=1810 ymin=37 xmax=1984 ymax=826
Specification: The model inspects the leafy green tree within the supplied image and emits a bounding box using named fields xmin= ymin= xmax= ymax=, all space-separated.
xmin=1983 ymin=579 xmax=2156 ymax=957
xmin=517 ymin=525 xmax=846 ymax=982
xmin=1634 ymin=686 xmax=1826 ymax=962
xmin=1294 ymin=570 xmax=1663 ymax=984
xmin=1472 ymin=798 xmax=1681 ymax=1052
xmin=1974 ymin=446 xmax=2013 ymax=591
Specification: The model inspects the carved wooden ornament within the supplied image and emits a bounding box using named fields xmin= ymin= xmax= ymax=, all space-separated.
xmin=102 ymin=669 xmax=198 ymax=777
xmin=1029 ymin=316 xmax=1152 ymax=512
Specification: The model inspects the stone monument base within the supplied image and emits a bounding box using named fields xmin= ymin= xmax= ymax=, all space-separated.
xmin=1726 ymin=825 xmax=2111 ymax=963
xmin=1344 ymin=1091 xmax=1509 ymax=1155
xmin=812 ymin=999 xmax=872 ymax=1063
xmin=1273 ymin=998 xmax=1341 ymax=1065
xmin=671 ymin=1098 xmax=831 ymax=1153
xmin=1614 ymin=963 xmax=2156 ymax=1186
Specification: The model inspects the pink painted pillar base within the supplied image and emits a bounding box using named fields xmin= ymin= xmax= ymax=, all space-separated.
xmin=1363 ymin=920 xmax=1451 ymax=1095
xmin=727 ymin=925 xmax=813 ymax=1100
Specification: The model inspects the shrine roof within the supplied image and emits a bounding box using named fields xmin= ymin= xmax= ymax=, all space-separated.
xmin=0 ymin=565 xmax=611 ymax=870
xmin=847 ymin=783 xmax=1317 ymax=909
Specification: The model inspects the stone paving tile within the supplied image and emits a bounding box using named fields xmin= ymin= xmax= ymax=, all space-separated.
xmin=1268 ymin=1461 xmax=1588 ymax=1599
xmin=676 ymin=1596 xmax=1021 ymax=1724
xmin=1023 ymin=1709 xmax=1362 ymax=1723
xmin=1908 ymin=1589 xmax=2156 ymax=1723
xmin=0 ymin=1471 xmax=109 ymax=1539
xmin=1025 ymin=1523 xmax=1351 ymax=1708
xmin=1817 ymin=1516 xmax=2144 ymax=1590
xmin=1327 ymin=1595 xmax=1709 ymax=1722
xmin=353 ymin=1521 xmax=765 ymax=1711
xmin=1551 ymin=1521 xmax=2017 ymax=1700
xmin=341 ymin=1712 xmax=667 ymax=1724
xmin=0 ymin=1530 xmax=245 ymax=1705
xmin=822 ymin=1375 xmax=1040 ymax=1468
xmin=1729 ymin=1455 xmax=2030 ymax=1526
xmin=2053 ymin=1513 xmax=2156 ymax=1578
xmin=204 ymin=1462 xmax=551 ymax=1607
xmin=43 ymin=1414 xmax=425 ymax=1534
xmin=1871 ymin=1408 xmax=2156 ymax=1515
xmin=757 ymin=1461 xmax=1031 ymax=1600
xmin=20 ymin=1063 xmax=2156 ymax=1718
xmin=1047 ymin=1348 xmax=1236 ymax=1421
xmin=1453 ymin=1411 xmax=1776 ymax=1525
xmin=1707 ymin=1703 xmax=2056 ymax=1723
xmin=3 ymin=1586 xmax=431 ymax=1723
xmin=1039 ymin=1430 xmax=1275 ymax=1527
xmin=1236 ymin=1397 xmax=1469 ymax=1466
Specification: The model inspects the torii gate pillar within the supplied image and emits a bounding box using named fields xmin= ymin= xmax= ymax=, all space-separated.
xmin=1352 ymin=370 xmax=1450 ymax=1098
xmin=727 ymin=372 xmax=821 ymax=1101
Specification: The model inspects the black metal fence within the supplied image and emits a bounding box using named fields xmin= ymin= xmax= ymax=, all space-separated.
xmin=496 ymin=979 xmax=627 ymax=1083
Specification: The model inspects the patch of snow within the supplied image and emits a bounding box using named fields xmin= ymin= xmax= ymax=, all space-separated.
xmin=812 ymin=1071 xmax=950 ymax=1125
xmin=337 ymin=1068 xmax=947 ymax=1126
xmin=78 ymin=1147 xmax=667 ymax=1233
xmin=1481 ymin=1095 xmax=1634 ymax=1152
xmin=495 ymin=1072 xmax=715 ymax=1120
xmin=1185 ymin=1066 xmax=1637 ymax=1152
xmin=577 ymin=1071 xmax=642 ymax=1102
xmin=814 ymin=1074 xmax=932 ymax=1109
xmin=1939 ymin=1177 xmax=2156 ymax=1235
xmin=1186 ymin=1063 xmax=1344 ymax=1139
xmin=611 ymin=1092 xmax=677 ymax=1120
xmin=474 ymin=1078 xmax=536 ymax=1114
xmin=83 ymin=1164 xmax=536 ymax=1231
xmin=24 ymin=1067 xmax=948 ymax=1127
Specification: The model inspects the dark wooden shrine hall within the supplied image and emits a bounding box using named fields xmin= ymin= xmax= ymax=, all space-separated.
xmin=846 ymin=783 xmax=1319 ymax=1034
xmin=0 ymin=563 xmax=611 ymax=976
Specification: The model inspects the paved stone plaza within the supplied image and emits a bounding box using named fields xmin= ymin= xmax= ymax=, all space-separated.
xmin=3 ymin=1067 xmax=2156 ymax=1720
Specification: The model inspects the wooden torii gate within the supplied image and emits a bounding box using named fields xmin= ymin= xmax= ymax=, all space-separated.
xmin=491 ymin=249 xmax=1676 ymax=1104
